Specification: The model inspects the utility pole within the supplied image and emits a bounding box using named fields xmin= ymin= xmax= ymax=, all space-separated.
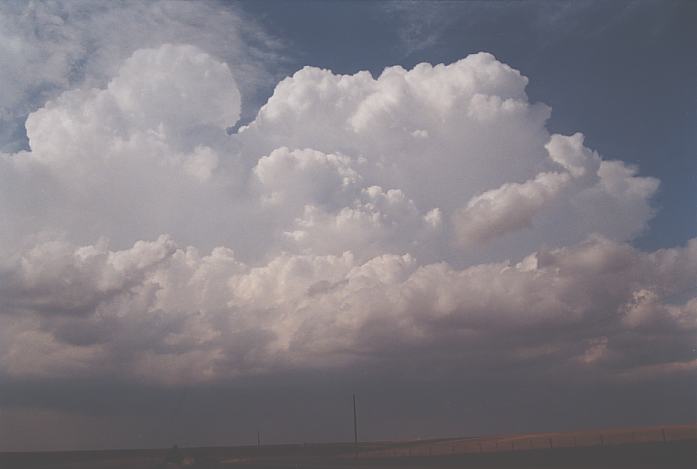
xmin=257 ymin=430 xmax=260 ymax=449
xmin=353 ymin=394 xmax=358 ymax=447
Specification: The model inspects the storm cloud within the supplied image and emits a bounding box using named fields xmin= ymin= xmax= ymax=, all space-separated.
xmin=0 ymin=0 xmax=694 ymax=452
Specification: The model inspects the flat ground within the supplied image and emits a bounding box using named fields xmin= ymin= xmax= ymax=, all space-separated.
xmin=1 ymin=424 xmax=694 ymax=469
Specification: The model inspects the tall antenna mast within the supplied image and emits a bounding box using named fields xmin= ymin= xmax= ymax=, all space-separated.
xmin=353 ymin=394 xmax=358 ymax=446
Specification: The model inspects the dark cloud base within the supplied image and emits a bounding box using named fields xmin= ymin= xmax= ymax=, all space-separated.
xmin=1 ymin=369 xmax=694 ymax=452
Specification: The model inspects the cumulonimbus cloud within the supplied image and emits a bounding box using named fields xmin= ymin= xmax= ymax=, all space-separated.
xmin=0 ymin=43 xmax=692 ymax=386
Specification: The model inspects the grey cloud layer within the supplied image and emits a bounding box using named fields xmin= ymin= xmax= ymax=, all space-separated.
xmin=0 ymin=43 xmax=693 ymax=387
xmin=2 ymin=234 xmax=695 ymax=385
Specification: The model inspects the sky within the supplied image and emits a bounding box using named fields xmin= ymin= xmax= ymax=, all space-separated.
xmin=0 ymin=0 xmax=695 ymax=452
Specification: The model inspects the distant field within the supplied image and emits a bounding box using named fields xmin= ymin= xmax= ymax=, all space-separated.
xmin=1 ymin=424 xmax=694 ymax=469
xmin=355 ymin=423 xmax=697 ymax=458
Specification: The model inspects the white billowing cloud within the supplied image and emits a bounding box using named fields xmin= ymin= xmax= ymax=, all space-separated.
xmin=546 ymin=132 xmax=601 ymax=179
xmin=0 ymin=0 xmax=277 ymax=152
xmin=453 ymin=171 xmax=571 ymax=245
xmin=581 ymin=160 xmax=660 ymax=240
xmin=25 ymin=44 xmax=240 ymax=163
xmin=450 ymin=131 xmax=646 ymax=247
xmin=1 ymin=44 xmax=246 ymax=256
xmin=252 ymin=147 xmax=442 ymax=258
xmin=237 ymin=53 xmax=551 ymax=214
xmin=107 ymin=44 xmax=241 ymax=132
xmin=282 ymin=188 xmax=442 ymax=260
xmin=235 ymin=54 xmax=658 ymax=261
xmin=0 ymin=39 xmax=691 ymax=386
xmin=254 ymin=147 xmax=361 ymax=210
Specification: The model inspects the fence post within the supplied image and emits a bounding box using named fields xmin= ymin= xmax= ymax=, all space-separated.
xmin=600 ymin=434 xmax=604 ymax=447
xmin=662 ymin=428 xmax=667 ymax=443
xmin=548 ymin=438 xmax=553 ymax=449
xmin=478 ymin=442 xmax=483 ymax=453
